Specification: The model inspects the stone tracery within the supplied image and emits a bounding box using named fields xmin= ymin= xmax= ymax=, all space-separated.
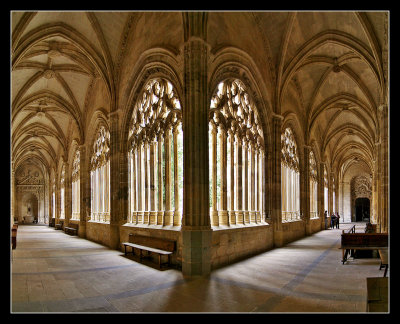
xmin=209 ymin=79 xmax=265 ymax=226
xmin=128 ymin=78 xmax=183 ymax=226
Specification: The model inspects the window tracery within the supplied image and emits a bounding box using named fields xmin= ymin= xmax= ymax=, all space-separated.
xmin=128 ymin=78 xmax=183 ymax=226
xmin=309 ymin=151 xmax=318 ymax=218
xmin=90 ymin=126 xmax=110 ymax=222
xmin=209 ymin=79 xmax=265 ymax=226
xmin=71 ymin=150 xmax=80 ymax=220
xmin=281 ymin=127 xmax=300 ymax=221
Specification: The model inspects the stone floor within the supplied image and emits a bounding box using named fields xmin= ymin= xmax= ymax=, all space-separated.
xmin=10 ymin=222 xmax=389 ymax=313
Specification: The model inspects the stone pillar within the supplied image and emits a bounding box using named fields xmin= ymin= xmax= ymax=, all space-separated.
xmin=250 ymin=142 xmax=256 ymax=223
xmin=157 ymin=134 xmax=164 ymax=225
xmin=164 ymin=128 xmax=173 ymax=226
xmin=210 ymin=123 xmax=218 ymax=226
xmin=228 ymin=129 xmax=235 ymax=225
xmin=303 ymin=145 xmax=311 ymax=235
xmin=243 ymin=138 xmax=249 ymax=224
xmin=144 ymin=141 xmax=150 ymax=224
xmin=236 ymin=135 xmax=244 ymax=224
xmin=150 ymin=141 xmax=157 ymax=225
xmin=271 ymin=114 xmax=283 ymax=246
xmin=219 ymin=125 xmax=228 ymax=225
xmin=181 ymin=11 xmax=212 ymax=277
xmin=78 ymin=145 xmax=87 ymax=237
xmin=319 ymin=162 xmax=325 ymax=230
xmin=173 ymin=127 xmax=181 ymax=226
xmin=64 ymin=162 xmax=70 ymax=228
xmin=109 ymin=111 xmax=120 ymax=250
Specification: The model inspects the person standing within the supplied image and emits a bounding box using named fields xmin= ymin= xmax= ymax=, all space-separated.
xmin=331 ymin=213 xmax=336 ymax=229
xmin=336 ymin=212 xmax=340 ymax=229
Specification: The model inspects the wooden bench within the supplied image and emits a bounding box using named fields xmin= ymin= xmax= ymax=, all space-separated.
xmin=122 ymin=234 xmax=175 ymax=269
xmin=366 ymin=277 xmax=388 ymax=312
xmin=340 ymin=233 xmax=388 ymax=264
xmin=11 ymin=225 xmax=18 ymax=250
xmin=378 ymin=249 xmax=388 ymax=277
xmin=55 ymin=220 xmax=64 ymax=230
xmin=65 ymin=223 xmax=79 ymax=235
xmin=49 ymin=218 xmax=55 ymax=227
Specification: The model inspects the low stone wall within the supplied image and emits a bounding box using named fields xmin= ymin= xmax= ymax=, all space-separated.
xmin=86 ymin=221 xmax=112 ymax=247
xmin=309 ymin=217 xmax=322 ymax=233
xmin=281 ymin=220 xmax=306 ymax=246
xmin=210 ymin=224 xmax=274 ymax=269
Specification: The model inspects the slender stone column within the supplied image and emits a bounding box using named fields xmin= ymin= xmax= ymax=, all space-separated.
xmin=243 ymin=138 xmax=249 ymax=224
xmin=236 ymin=135 xmax=244 ymax=224
xmin=164 ymin=128 xmax=173 ymax=226
xmin=64 ymin=162 xmax=70 ymax=228
xmin=250 ymin=142 xmax=256 ymax=223
xmin=228 ymin=129 xmax=235 ymax=225
xmin=157 ymin=135 xmax=164 ymax=225
xmin=173 ymin=127 xmax=181 ymax=226
xmin=210 ymin=123 xmax=218 ymax=226
xmin=219 ymin=125 xmax=228 ymax=225
xmin=132 ymin=150 xmax=138 ymax=224
xmin=181 ymin=12 xmax=212 ymax=277
xmin=137 ymin=143 xmax=143 ymax=223
xmin=150 ymin=141 xmax=157 ymax=225
xmin=143 ymin=141 xmax=150 ymax=224
xmin=319 ymin=162 xmax=325 ymax=230
xmin=303 ymin=145 xmax=312 ymax=235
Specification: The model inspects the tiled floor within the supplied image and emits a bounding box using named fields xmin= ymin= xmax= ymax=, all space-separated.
xmin=11 ymin=223 xmax=388 ymax=313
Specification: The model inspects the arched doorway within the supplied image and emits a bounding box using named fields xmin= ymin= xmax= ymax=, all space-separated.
xmin=21 ymin=193 xmax=39 ymax=224
xmin=355 ymin=197 xmax=370 ymax=222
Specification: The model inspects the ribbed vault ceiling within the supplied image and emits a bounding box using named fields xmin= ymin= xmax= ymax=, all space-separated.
xmin=11 ymin=11 xmax=388 ymax=181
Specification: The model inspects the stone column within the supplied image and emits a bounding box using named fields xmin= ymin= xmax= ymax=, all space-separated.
xmin=379 ymin=104 xmax=388 ymax=233
xmin=250 ymin=142 xmax=256 ymax=223
xmin=157 ymin=134 xmax=164 ymax=225
xmin=219 ymin=125 xmax=228 ymax=225
xmin=303 ymin=145 xmax=312 ymax=235
xmin=143 ymin=141 xmax=150 ymax=224
xmin=210 ymin=123 xmax=218 ymax=226
xmin=236 ymin=135 xmax=244 ymax=224
xmin=137 ymin=143 xmax=143 ymax=223
xmin=243 ymin=138 xmax=249 ymax=224
xmin=181 ymin=11 xmax=212 ymax=277
xmin=319 ymin=162 xmax=325 ymax=230
xmin=109 ymin=111 xmax=121 ymax=250
xmin=64 ymin=162 xmax=70 ymax=229
xmin=271 ymin=114 xmax=283 ymax=246
xmin=228 ymin=129 xmax=236 ymax=225
xmin=173 ymin=127 xmax=181 ymax=226
xmin=164 ymin=128 xmax=173 ymax=226
xmin=150 ymin=140 xmax=157 ymax=225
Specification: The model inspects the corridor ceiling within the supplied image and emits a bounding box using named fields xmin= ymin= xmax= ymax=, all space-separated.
xmin=11 ymin=11 xmax=388 ymax=179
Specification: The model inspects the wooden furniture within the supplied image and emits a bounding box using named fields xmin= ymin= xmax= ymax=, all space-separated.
xmin=49 ymin=218 xmax=55 ymax=227
xmin=378 ymin=249 xmax=388 ymax=277
xmin=366 ymin=277 xmax=388 ymax=312
xmin=122 ymin=234 xmax=175 ymax=269
xmin=65 ymin=223 xmax=79 ymax=235
xmin=55 ymin=220 xmax=64 ymax=230
xmin=339 ymin=233 xmax=388 ymax=264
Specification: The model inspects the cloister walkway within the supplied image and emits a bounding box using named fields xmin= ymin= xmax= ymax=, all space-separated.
xmin=11 ymin=222 xmax=387 ymax=313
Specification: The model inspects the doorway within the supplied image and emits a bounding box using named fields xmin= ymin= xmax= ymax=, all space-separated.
xmin=355 ymin=198 xmax=370 ymax=222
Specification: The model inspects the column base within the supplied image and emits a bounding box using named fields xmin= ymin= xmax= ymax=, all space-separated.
xmin=164 ymin=210 xmax=174 ymax=226
xmin=181 ymin=227 xmax=212 ymax=277
xmin=218 ymin=210 xmax=229 ymax=226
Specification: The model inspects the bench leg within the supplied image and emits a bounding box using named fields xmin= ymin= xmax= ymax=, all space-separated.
xmin=159 ymin=254 xmax=161 ymax=269
xmin=384 ymin=265 xmax=388 ymax=277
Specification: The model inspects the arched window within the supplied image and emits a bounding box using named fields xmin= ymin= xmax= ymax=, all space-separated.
xmin=71 ymin=150 xmax=80 ymax=220
xmin=128 ymin=78 xmax=183 ymax=226
xmin=209 ymin=79 xmax=265 ymax=226
xmin=281 ymin=127 xmax=300 ymax=221
xmin=309 ymin=150 xmax=318 ymax=218
xmin=60 ymin=164 xmax=65 ymax=219
xmin=324 ymin=166 xmax=328 ymax=213
xmin=90 ymin=126 xmax=110 ymax=222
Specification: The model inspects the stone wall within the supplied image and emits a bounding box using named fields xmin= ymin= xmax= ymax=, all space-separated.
xmin=281 ymin=220 xmax=306 ymax=246
xmin=86 ymin=222 xmax=112 ymax=247
xmin=210 ymin=224 xmax=274 ymax=269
